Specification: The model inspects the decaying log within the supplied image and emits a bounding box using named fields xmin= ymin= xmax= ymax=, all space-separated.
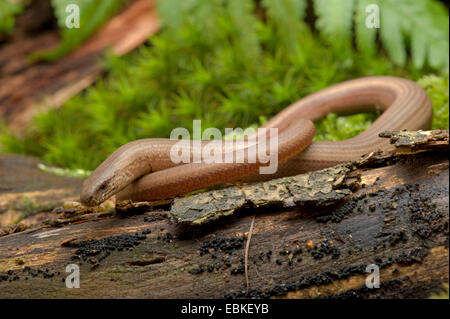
xmin=0 ymin=130 xmax=448 ymax=298
xmin=0 ymin=0 xmax=160 ymax=133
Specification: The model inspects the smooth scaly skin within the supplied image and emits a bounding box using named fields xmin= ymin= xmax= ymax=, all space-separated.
xmin=80 ymin=76 xmax=432 ymax=206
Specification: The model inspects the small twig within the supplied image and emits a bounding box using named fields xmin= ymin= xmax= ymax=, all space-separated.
xmin=245 ymin=214 xmax=256 ymax=297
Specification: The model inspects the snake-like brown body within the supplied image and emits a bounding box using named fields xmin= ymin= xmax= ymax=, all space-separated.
xmin=80 ymin=76 xmax=432 ymax=206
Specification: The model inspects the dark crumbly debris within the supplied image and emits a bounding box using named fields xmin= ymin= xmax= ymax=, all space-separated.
xmin=223 ymin=245 xmax=431 ymax=299
xmin=189 ymin=266 xmax=205 ymax=275
xmin=0 ymin=266 xmax=61 ymax=283
xmin=310 ymin=240 xmax=340 ymax=260
xmin=69 ymin=231 xmax=149 ymax=268
xmin=157 ymin=232 xmax=173 ymax=243
xmin=186 ymin=237 xmax=245 ymax=276
xmin=230 ymin=263 xmax=245 ymax=275
xmin=199 ymin=237 xmax=244 ymax=256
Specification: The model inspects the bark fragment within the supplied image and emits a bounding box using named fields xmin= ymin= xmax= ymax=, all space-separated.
xmin=171 ymin=165 xmax=357 ymax=227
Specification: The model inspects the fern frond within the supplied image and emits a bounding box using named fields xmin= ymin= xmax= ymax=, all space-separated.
xmin=379 ymin=1 xmax=407 ymax=66
xmin=383 ymin=0 xmax=449 ymax=71
xmin=354 ymin=0 xmax=378 ymax=55
xmin=315 ymin=0 xmax=355 ymax=49
xmin=411 ymin=24 xmax=427 ymax=69
xmin=51 ymin=0 xmax=87 ymax=28
xmin=399 ymin=0 xmax=448 ymax=71
xmin=313 ymin=0 xmax=449 ymax=72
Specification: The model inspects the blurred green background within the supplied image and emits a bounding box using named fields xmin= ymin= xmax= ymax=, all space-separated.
xmin=0 ymin=0 xmax=448 ymax=171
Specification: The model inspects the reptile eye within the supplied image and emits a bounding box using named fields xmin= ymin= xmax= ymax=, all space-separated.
xmin=99 ymin=182 xmax=108 ymax=192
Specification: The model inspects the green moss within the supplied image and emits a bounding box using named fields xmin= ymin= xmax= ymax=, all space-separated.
xmin=0 ymin=1 xmax=448 ymax=171
xmin=314 ymin=112 xmax=380 ymax=142
xmin=418 ymin=75 xmax=449 ymax=129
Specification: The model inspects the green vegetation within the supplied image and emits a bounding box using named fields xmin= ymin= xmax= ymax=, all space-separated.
xmin=0 ymin=0 xmax=130 ymax=58
xmin=0 ymin=0 xmax=449 ymax=172
xmin=0 ymin=0 xmax=25 ymax=38
xmin=30 ymin=0 xmax=130 ymax=61
xmin=418 ymin=75 xmax=449 ymax=129
xmin=314 ymin=0 xmax=449 ymax=72
xmin=37 ymin=163 xmax=91 ymax=178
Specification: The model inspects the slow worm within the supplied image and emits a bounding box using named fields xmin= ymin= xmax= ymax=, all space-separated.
xmin=80 ymin=76 xmax=432 ymax=206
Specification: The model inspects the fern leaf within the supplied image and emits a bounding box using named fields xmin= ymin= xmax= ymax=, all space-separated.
xmin=51 ymin=0 xmax=88 ymax=28
xmin=421 ymin=0 xmax=449 ymax=71
xmin=355 ymin=0 xmax=378 ymax=55
xmin=411 ymin=28 xmax=427 ymax=69
xmin=291 ymin=0 xmax=308 ymax=20
xmin=387 ymin=0 xmax=449 ymax=71
xmin=379 ymin=1 xmax=407 ymax=66
xmin=314 ymin=0 xmax=354 ymax=49
xmin=428 ymin=41 xmax=449 ymax=71
xmin=314 ymin=0 xmax=448 ymax=72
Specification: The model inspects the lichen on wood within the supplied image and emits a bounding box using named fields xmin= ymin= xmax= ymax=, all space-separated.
xmin=171 ymin=164 xmax=360 ymax=227
xmin=379 ymin=129 xmax=449 ymax=150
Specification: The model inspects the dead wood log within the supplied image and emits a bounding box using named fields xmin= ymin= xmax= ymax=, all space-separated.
xmin=0 ymin=130 xmax=448 ymax=298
